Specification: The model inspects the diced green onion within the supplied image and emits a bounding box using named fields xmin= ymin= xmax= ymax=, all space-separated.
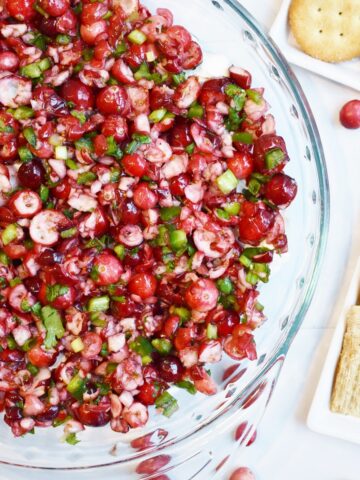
xmin=46 ymin=284 xmax=69 ymax=302
xmin=247 ymin=178 xmax=261 ymax=196
xmin=18 ymin=146 xmax=33 ymax=163
xmin=134 ymin=62 xmax=151 ymax=81
xmin=106 ymin=136 xmax=123 ymax=160
xmin=28 ymin=31 xmax=47 ymax=50
xmin=0 ymin=251 xmax=10 ymax=266
xmin=152 ymin=338 xmax=172 ymax=354
xmin=65 ymin=158 xmax=78 ymax=170
xmin=38 ymin=57 xmax=51 ymax=72
xmin=102 ymin=10 xmax=112 ymax=19
xmin=160 ymin=206 xmax=181 ymax=222
xmin=23 ymin=127 xmax=36 ymax=147
xmin=65 ymin=433 xmax=80 ymax=445
xmin=252 ymin=263 xmax=270 ymax=283
xmin=146 ymin=50 xmax=155 ymax=62
xmin=175 ymin=380 xmax=197 ymax=395
xmin=88 ymin=296 xmax=110 ymax=312
xmin=185 ymin=142 xmax=195 ymax=154
xmin=112 ymin=295 xmax=126 ymax=303
xmin=172 ymin=72 xmax=186 ymax=86
xmin=66 ymin=373 xmax=86 ymax=400
xmin=232 ymin=132 xmax=253 ymax=144
xmin=20 ymin=62 xmax=42 ymax=78
xmin=34 ymin=2 xmax=49 ymax=17
xmin=39 ymin=184 xmax=49 ymax=202
xmin=128 ymin=29 xmax=147 ymax=45
xmin=169 ymin=229 xmax=187 ymax=252
xmin=41 ymin=306 xmax=65 ymax=350
xmin=20 ymin=298 xmax=31 ymax=312
xmin=239 ymin=254 xmax=252 ymax=268
xmin=70 ymin=110 xmax=86 ymax=124
xmin=246 ymin=89 xmax=262 ymax=104
xmin=129 ymin=336 xmax=153 ymax=363
xmin=22 ymin=338 xmax=36 ymax=352
xmin=206 ymin=323 xmax=218 ymax=339
xmin=2 ymin=224 xmax=18 ymax=246
xmin=242 ymin=247 xmax=270 ymax=259
xmin=55 ymin=145 xmax=68 ymax=160
xmin=188 ymin=103 xmax=204 ymax=119
xmin=216 ymin=277 xmax=233 ymax=295
xmin=114 ymin=244 xmax=125 ymax=260
xmin=90 ymin=313 xmax=106 ymax=328
xmin=223 ymin=202 xmax=241 ymax=216
xmin=106 ymin=363 xmax=117 ymax=374
xmin=13 ymin=106 xmax=34 ymax=120
xmin=133 ymin=133 xmax=151 ymax=144
xmin=169 ymin=306 xmax=190 ymax=324
xmin=215 ymin=208 xmax=229 ymax=221
xmin=71 ymin=337 xmax=84 ymax=353
xmin=225 ymin=84 xmax=244 ymax=97
xmin=265 ymin=148 xmax=285 ymax=170
xmin=27 ymin=363 xmax=39 ymax=376
xmin=7 ymin=335 xmax=17 ymax=349
xmin=245 ymin=271 xmax=259 ymax=286
xmin=216 ymin=169 xmax=238 ymax=194
xmin=225 ymin=107 xmax=243 ymax=131
xmin=82 ymin=48 xmax=94 ymax=61
xmin=56 ymin=34 xmax=71 ymax=45
xmin=9 ymin=277 xmax=21 ymax=287
xmin=149 ymin=108 xmax=167 ymax=123
xmin=60 ymin=227 xmax=77 ymax=239
xmin=155 ymin=391 xmax=179 ymax=417
xmin=114 ymin=40 xmax=127 ymax=57
xmin=77 ymin=172 xmax=97 ymax=185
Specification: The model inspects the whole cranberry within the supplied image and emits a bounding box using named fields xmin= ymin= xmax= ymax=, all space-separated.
xmin=339 ymin=100 xmax=360 ymax=129
xmin=17 ymin=159 xmax=45 ymax=190
xmin=264 ymin=173 xmax=297 ymax=207
xmin=96 ymin=86 xmax=129 ymax=115
xmin=157 ymin=355 xmax=184 ymax=383
xmin=128 ymin=273 xmax=157 ymax=299
xmin=61 ymin=79 xmax=95 ymax=110
xmin=253 ymin=134 xmax=288 ymax=174
xmin=238 ymin=201 xmax=275 ymax=245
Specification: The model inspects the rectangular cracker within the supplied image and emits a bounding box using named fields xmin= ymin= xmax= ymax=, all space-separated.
xmin=330 ymin=306 xmax=360 ymax=416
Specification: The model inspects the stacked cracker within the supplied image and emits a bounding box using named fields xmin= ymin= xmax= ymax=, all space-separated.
xmin=331 ymin=306 xmax=360 ymax=416
xmin=289 ymin=0 xmax=360 ymax=63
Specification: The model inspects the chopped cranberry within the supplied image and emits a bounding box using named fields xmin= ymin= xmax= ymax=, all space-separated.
xmin=228 ymin=152 xmax=254 ymax=179
xmin=92 ymin=251 xmax=123 ymax=286
xmin=5 ymin=0 xmax=36 ymax=20
xmin=75 ymin=403 xmax=111 ymax=427
xmin=122 ymin=153 xmax=147 ymax=177
xmin=238 ymin=201 xmax=275 ymax=245
xmin=253 ymin=134 xmax=288 ymax=174
xmin=27 ymin=343 xmax=57 ymax=368
xmin=185 ymin=279 xmax=219 ymax=312
xmin=96 ymin=86 xmax=129 ymax=115
xmin=39 ymin=0 xmax=69 ymax=16
xmin=133 ymin=183 xmax=158 ymax=210
xmin=156 ymin=355 xmax=184 ymax=383
xmin=128 ymin=273 xmax=157 ymax=299
xmin=137 ymin=382 xmax=161 ymax=405
xmin=17 ymin=160 xmax=45 ymax=190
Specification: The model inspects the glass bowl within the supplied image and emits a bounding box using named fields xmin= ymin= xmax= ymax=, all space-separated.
xmin=0 ymin=0 xmax=329 ymax=478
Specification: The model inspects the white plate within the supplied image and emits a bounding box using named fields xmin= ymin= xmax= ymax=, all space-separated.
xmin=307 ymin=256 xmax=360 ymax=444
xmin=269 ymin=0 xmax=360 ymax=91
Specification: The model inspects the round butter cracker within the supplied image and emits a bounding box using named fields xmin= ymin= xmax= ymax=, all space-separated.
xmin=289 ymin=0 xmax=360 ymax=62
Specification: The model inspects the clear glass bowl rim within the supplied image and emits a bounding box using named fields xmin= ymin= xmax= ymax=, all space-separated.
xmin=0 ymin=0 xmax=330 ymax=471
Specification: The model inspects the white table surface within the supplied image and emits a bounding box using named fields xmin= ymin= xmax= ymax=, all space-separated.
xmin=1 ymin=1 xmax=360 ymax=479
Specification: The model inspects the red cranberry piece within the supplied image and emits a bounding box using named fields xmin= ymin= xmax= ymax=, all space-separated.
xmin=199 ymin=78 xmax=231 ymax=106
xmin=122 ymin=153 xmax=147 ymax=177
xmin=264 ymin=173 xmax=297 ymax=207
xmin=133 ymin=183 xmax=158 ymax=210
xmin=216 ymin=311 xmax=239 ymax=337
xmin=124 ymin=44 xmax=148 ymax=69
xmin=38 ymin=249 xmax=63 ymax=266
xmin=119 ymin=199 xmax=141 ymax=225
xmin=27 ymin=343 xmax=57 ymax=368
xmin=80 ymin=20 xmax=107 ymax=45
xmin=36 ymin=16 xmax=58 ymax=36
xmin=229 ymin=467 xmax=256 ymax=480
xmin=5 ymin=0 xmax=35 ymax=20
xmin=128 ymin=273 xmax=157 ymax=299
xmin=0 ymin=349 xmax=24 ymax=363
xmin=174 ymin=327 xmax=194 ymax=350
xmin=61 ymin=79 xmax=95 ymax=110
xmin=238 ymin=201 xmax=275 ymax=245
xmin=229 ymin=66 xmax=252 ymax=90
xmin=149 ymin=86 xmax=174 ymax=111
xmin=339 ymin=100 xmax=360 ymax=129
xmin=36 ymin=405 xmax=59 ymax=422
xmin=169 ymin=173 xmax=190 ymax=196
xmin=253 ymin=134 xmax=288 ymax=174
xmin=23 ymin=277 xmax=42 ymax=295
xmin=81 ymin=2 xmax=107 ymax=24
xmin=75 ymin=403 xmax=111 ymax=427
xmin=33 ymin=86 xmax=68 ymax=116
xmin=228 ymin=152 xmax=254 ymax=179
xmin=157 ymin=355 xmax=184 ymax=383
xmin=157 ymin=25 xmax=192 ymax=58
xmin=5 ymin=407 xmax=23 ymax=421
xmin=92 ymin=252 xmax=123 ymax=286
xmin=185 ymin=279 xmax=219 ymax=312
xmin=17 ymin=159 xmax=45 ymax=190
xmin=182 ymin=41 xmax=203 ymax=70
xmin=101 ymin=115 xmax=128 ymax=142
xmin=96 ymin=86 xmax=129 ymax=115
xmin=81 ymin=332 xmax=102 ymax=359
xmin=39 ymin=0 xmax=69 ymax=16
xmin=168 ymin=118 xmax=192 ymax=149
xmin=51 ymin=177 xmax=71 ymax=200
xmin=137 ymin=382 xmax=161 ymax=406
xmin=55 ymin=8 xmax=77 ymax=34
xmin=0 ymin=52 xmax=19 ymax=72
